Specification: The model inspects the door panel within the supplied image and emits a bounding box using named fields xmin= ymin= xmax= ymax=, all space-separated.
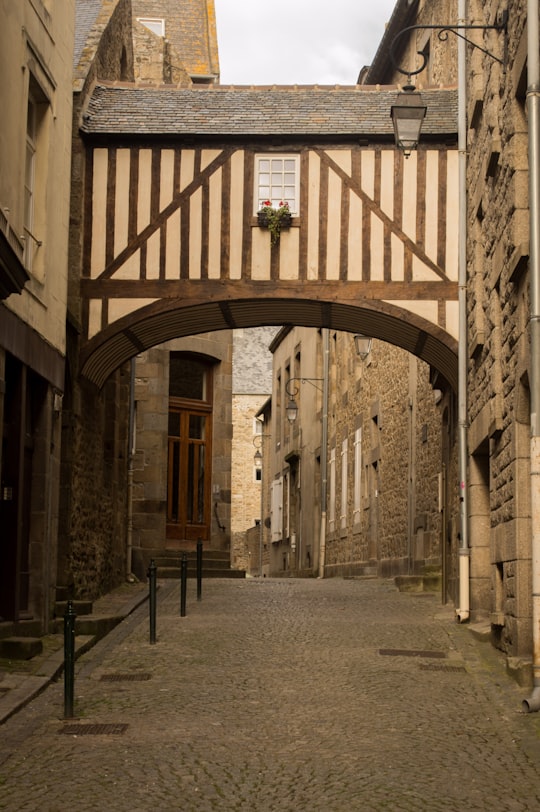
xmin=167 ymin=407 xmax=211 ymax=542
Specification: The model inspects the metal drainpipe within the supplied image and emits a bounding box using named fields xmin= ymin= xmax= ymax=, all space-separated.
xmin=523 ymin=0 xmax=540 ymax=712
xmin=318 ymin=328 xmax=330 ymax=578
xmin=456 ymin=0 xmax=470 ymax=623
xmin=126 ymin=359 xmax=136 ymax=579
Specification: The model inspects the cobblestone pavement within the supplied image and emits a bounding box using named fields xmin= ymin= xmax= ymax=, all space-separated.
xmin=1 ymin=577 xmax=540 ymax=811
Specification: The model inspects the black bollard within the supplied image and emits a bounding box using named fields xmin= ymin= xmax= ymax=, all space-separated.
xmin=196 ymin=538 xmax=203 ymax=602
xmin=147 ymin=559 xmax=157 ymax=644
xmin=63 ymin=600 xmax=77 ymax=719
xmin=180 ymin=552 xmax=188 ymax=617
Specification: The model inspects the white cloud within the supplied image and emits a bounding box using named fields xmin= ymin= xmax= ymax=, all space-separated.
xmin=214 ymin=1 xmax=398 ymax=85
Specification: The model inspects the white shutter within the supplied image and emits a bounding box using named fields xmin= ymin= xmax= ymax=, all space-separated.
xmin=340 ymin=438 xmax=348 ymax=530
xmin=271 ymin=476 xmax=283 ymax=542
xmin=353 ymin=428 xmax=362 ymax=523
xmin=329 ymin=447 xmax=336 ymax=533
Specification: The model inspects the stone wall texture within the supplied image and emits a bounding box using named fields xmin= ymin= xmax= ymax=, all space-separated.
xmin=465 ymin=0 xmax=532 ymax=658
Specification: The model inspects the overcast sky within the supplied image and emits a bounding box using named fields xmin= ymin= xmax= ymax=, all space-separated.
xmin=214 ymin=1 xmax=398 ymax=86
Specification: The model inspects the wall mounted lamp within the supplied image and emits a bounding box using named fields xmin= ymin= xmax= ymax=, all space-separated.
xmin=253 ymin=433 xmax=270 ymax=466
xmin=285 ymin=377 xmax=324 ymax=424
xmin=389 ymin=11 xmax=508 ymax=156
xmin=353 ymin=334 xmax=373 ymax=360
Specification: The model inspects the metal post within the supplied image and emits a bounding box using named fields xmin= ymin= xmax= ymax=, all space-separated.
xmin=180 ymin=552 xmax=188 ymax=617
xmin=63 ymin=600 xmax=76 ymax=719
xmin=196 ymin=538 xmax=203 ymax=601
xmin=147 ymin=559 xmax=157 ymax=644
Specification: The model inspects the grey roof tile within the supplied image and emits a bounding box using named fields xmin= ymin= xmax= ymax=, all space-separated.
xmin=81 ymin=83 xmax=457 ymax=138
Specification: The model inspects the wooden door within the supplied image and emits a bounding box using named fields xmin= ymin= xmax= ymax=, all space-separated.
xmin=167 ymin=404 xmax=212 ymax=542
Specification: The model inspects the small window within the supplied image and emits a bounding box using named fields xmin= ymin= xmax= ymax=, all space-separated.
xmin=254 ymin=155 xmax=299 ymax=214
xmin=137 ymin=17 xmax=165 ymax=37
xmin=24 ymin=76 xmax=48 ymax=276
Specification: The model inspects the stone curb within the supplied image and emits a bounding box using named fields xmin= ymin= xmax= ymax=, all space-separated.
xmin=0 ymin=586 xmax=149 ymax=726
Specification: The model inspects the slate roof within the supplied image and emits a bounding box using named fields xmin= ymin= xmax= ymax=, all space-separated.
xmin=80 ymin=83 xmax=458 ymax=139
xmin=73 ymin=0 xmax=108 ymax=70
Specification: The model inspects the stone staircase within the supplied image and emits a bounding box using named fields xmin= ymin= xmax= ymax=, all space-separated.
xmin=394 ymin=565 xmax=442 ymax=594
xmin=153 ymin=549 xmax=245 ymax=579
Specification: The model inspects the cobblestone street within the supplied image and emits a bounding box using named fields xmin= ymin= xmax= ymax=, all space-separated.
xmin=1 ymin=577 xmax=540 ymax=811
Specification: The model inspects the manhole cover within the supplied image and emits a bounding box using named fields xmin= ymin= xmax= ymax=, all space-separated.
xmin=100 ymin=673 xmax=151 ymax=682
xmin=60 ymin=723 xmax=128 ymax=735
xmin=419 ymin=663 xmax=467 ymax=673
xmin=379 ymin=648 xmax=446 ymax=659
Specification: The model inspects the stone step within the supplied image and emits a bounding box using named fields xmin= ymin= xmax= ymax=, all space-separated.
xmin=51 ymin=614 xmax=121 ymax=638
xmin=154 ymin=557 xmax=233 ymax=570
xmin=54 ymin=600 xmax=94 ymax=617
xmin=0 ymin=636 xmax=43 ymax=660
xmin=156 ymin=566 xmax=245 ymax=579
xmin=394 ymin=572 xmax=441 ymax=593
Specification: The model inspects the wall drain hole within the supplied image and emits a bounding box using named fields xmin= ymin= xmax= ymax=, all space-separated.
xmin=100 ymin=673 xmax=152 ymax=682
xmin=419 ymin=663 xmax=466 ymax=673
xmin=379 ymin=649 xmax=447 ymax=659
xmin=60 ymin=723 xmax=128 ymax=735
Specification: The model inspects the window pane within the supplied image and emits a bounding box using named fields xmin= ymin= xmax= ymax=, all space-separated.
xmin=259 ymin=160 xmax=270 ymax=171
xmin=259 ymin=186 xmax=270 ymax=198
xmin=169 ymin=355 xmax=207 ymax=400
xmin=259 ymin=173 xmax=270 ymax=185
xmin=271 ymin=159 xmax=283 ymax=170
xmin=197 ymin=446 xmax=205 ymax=522
xmin=187 ymin=445 xmax=194 ymax=522
xmin=189 ymin=414 xmax=205 ymax=440
xmin=271 ymin=187 xmax=282 ymax=198
xmin=284 ymin=160 xmax=296 ymax=171
xmin=271 ymin=173 xmax=282 ymax=184
xmin=284 ymin=186 xmax=295 ymax=198
xmin=168 ymin=411 xmax=180 ymax=436
xmin=284 ymin=173 xmax=295 ymax=184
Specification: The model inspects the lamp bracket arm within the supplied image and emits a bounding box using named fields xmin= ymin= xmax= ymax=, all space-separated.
xmin=285 ymin=377 xmax=324 ymax=397
xmin=389 ymin=13 xmax=508 ymax=78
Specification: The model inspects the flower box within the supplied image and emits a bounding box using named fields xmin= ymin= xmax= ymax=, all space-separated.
xmin=257 ymin=201 xmax=292 ymax=245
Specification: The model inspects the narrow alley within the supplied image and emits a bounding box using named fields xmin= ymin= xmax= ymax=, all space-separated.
xmin=1 ymin=577 xmax=539 ymax=811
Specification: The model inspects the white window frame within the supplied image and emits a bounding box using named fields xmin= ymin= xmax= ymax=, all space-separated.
xmin=353 ymin=428 xmax=362 ymax=524
xmin=24 ymin=96 xmax=36 ymax=270
xmin=24 ymin=77 xmax=48 ymax=276
xmin=340 ymin=438 xmax=348 ymax=530
xmin=137 ymin=17 xmax=165 ymax=37
xmin=254 ymin=154 xmax=299 ymax=214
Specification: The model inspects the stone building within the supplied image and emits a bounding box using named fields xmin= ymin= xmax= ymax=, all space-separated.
xmin=0 ymin=1 xmax=75 ymax=633
xmin=130 ymin=331 xmax=233 ymax=579
xmin=230 ymin=327 xmax=277 ymax=575
xmin=364 ymin=0 xmax=540 ymax=686
xmin=267 ymin=326 xmax=447 ymax=585
xmin=60 ymin=0 xmax=224 ymax=599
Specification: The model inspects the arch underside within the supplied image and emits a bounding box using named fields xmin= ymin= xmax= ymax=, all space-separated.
xmin=80 ymin=286 xmax=458 ymax=391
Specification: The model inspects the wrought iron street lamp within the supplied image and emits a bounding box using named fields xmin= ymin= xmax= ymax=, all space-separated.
xmin=285 ymin=377 xmax=324 ymax=424
xmin=353 ymin=334 xmax=373 ymax=361
xmin=390 ymin=85 xmax=427 ymax=158
xmin=389 ymin=13 xmax=508 ymax=156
